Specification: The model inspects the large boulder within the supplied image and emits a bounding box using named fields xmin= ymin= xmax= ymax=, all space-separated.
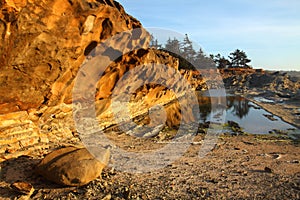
xmin=36 ymin=146 xmax=110 ymax=186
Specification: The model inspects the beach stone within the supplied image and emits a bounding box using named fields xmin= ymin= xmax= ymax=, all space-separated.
xmin=11 ymin=181 xmax=34 ymax=195
xmin=36 ymin=146 xmax=110 ymax=186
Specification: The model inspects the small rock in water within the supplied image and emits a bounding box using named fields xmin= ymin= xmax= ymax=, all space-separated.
xmin=227 ymin=120 xmax=243 ymax=134
xmin=263 ymin=114 xmax=278 ymax=121
xmin=36 ymin=146 xmax=110 ymax=186
xmin=227 ymin=121 xmax=240 ymax=129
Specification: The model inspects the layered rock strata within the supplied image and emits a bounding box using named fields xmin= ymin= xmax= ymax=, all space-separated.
xmin=0 ymin=0 xmax=199 ymax=161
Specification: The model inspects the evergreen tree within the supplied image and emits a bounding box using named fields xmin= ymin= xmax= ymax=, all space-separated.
xmin=194 ymin=48 xmax=206 ymax=68
xmin=228 ymin=49 xmax=251 ymax=68
xmin=181 ymin=34 xmax=196 ymax=63
xmin=150 ymin=34 xmax=162 ymax=49
xmin=194 ymin=48 xmax=215 ymax=69
xmin=164 ymin=37 xmax=181 ymax=55
xmin=214 ymin=53 xmax=230 ymax=69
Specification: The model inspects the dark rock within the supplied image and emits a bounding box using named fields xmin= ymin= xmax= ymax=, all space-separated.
xmin=276 ymin=92 xmax=291 ymax=98
xmin=263 ymin=114 xmax=278 ymax=121
xmin=264 ymin=167 xmax=272 ymax=173
xmin=227 ymin=120 xmax=240 ymax=129
xmin=227 ymin=120 xmax=243 ymax=134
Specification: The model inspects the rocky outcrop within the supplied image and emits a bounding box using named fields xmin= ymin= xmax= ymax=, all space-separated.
xmin=0 ymin=0 xmax=145 ymax=161
xmin=180 ymin=69 xmax=225 ymax=90
xmin=220 ymin=69 xmax=300 ymax=98
xmin=0 ymin=0 xmax=142 ymax=114
xmin=91 ymin=48 xmax=194 ymax=129
xmin=0 ymin=0 xmax=199 ymax=161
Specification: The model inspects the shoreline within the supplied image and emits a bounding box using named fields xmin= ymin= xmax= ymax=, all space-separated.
xmin=201 ymin=88 xmax=300 ymax=130
xmin=245 ymin=96 xmax=300 ymax=130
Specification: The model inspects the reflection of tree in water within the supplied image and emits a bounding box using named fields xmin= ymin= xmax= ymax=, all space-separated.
xmin=196 ymin=94 xmax=250 ymax=122
xmin=227 ymin=96 xmax=250 ymax=118
xmin=199 ymin=103 xmax=211 ymax=122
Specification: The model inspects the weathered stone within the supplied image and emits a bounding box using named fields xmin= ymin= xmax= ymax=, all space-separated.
xmin=11 ymin=181 xmax=34 ymax=195
xmin=0 ymin=0 xmax=143 ymax=114
xmin=0 ymin=0 xmax=198 ymax=161
xmin=36 ymin=146 xmax=110 ymax=186
xmin=220 ymin=68 xmax=300 ymax=94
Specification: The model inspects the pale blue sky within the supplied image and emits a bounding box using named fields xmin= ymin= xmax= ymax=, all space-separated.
xmin=117 ymin=0 xmax=300 ymax=71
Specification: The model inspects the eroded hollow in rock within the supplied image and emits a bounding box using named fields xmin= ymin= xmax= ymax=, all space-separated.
xmin=84 ymin=41 xmax=98 ymax=56
xmin=100 ymin=18 xmax=113 ymax=40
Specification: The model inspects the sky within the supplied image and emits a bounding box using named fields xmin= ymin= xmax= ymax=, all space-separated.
xmin=117 ymin=0 xmax=300 ymax=71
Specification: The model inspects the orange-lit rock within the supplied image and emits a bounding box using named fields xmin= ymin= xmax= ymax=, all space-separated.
xmin=0 ymin=0 xmax=142 ymax=114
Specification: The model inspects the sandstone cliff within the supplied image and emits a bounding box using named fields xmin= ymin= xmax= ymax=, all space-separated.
xmin=0 ymin=0 xmax=142 ymax=114
xmin=0 ymin=0 xmax=197 ymax=161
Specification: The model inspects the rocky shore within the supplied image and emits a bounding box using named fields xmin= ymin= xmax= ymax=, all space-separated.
xmin=1 ymin=133 xmax=299 ymax=199
xmin=0 ymin=0 xmax=299 ymax=199
xmin=221 ymin=69 xmax=300 ymax=129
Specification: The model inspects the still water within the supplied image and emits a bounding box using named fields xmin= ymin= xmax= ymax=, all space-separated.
xmin=197 ymin=90 xmax=298 ymax=135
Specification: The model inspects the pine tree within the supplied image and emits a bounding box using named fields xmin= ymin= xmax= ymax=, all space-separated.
xmin=150 ymin=34 xmax=162 ymax=49
xmin=181 ymin=34 xmax=196 ymax=63
xmin=194 ymin=48 xmax=206 ymax=68
xmin=165 ymin=37 xmax=181 ymax=55
xmin=214 ymin=54 xmax=230 ymax=69
xmin=229 ymin=49 xmax=251 ymax=68
xmin=194 ymin=48 xmax=215 ymax=69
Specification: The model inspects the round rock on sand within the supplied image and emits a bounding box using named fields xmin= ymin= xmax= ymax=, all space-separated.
xmin=36 ymin=146 xmax=110 ymax=186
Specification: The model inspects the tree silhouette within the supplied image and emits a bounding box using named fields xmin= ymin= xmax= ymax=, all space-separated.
xmin=194 ymin=48 xmax=215 ymax=69
xmin=151 ymin=34 xmax=253 ymax=70
xmin=150 ymin=34 xmax=162 ymax=49
xmin=228 ymin=49 xmax=251 ymax=68
xmin=165 ymin=37 xmax=181 ymax=55
xmin=181 ymin=34 xmax=196 ymax=63
xmin=213 ymin=54 xmax=230 ymax=69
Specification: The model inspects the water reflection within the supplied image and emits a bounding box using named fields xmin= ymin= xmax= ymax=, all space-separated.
xmin=196 ymin=91 xmax=297 ymax=134
xmin=227 ymin=96 xmax=250 ymax=119
xmin=197 ymin=93 xmax=252 ymax=122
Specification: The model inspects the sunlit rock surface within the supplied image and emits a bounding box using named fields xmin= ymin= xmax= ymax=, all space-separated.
xmin=0 ymin=0 xmax=198 ymax=161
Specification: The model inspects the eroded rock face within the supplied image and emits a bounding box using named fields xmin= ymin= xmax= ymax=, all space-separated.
xmin=88 ymin=48 xmax=198 ymax=130
xmin=0 ymin=0 xmax=142 ymax=114
xmin=0 ymin=0 xmax=146 ymax=160
xmin=0 ymin=0 xmax=197 ymax=161
xmin=36 ymin=146 xmax=110 ymax=186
